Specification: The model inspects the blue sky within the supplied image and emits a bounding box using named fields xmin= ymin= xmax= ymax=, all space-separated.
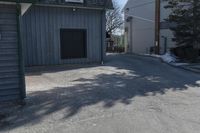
xmin=116 ymin=0 xmax=128 ymax=9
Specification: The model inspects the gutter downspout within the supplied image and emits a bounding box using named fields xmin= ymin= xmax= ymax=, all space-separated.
xmin=100 ymin=1 xmax=109 ymax=65
xmin=100 ymin=10 xmax=105 ymax=65
xmin=129 ymin=17 xmax=133 ymax=53
xmin=16 ymin=2 xmax=26 ymax=100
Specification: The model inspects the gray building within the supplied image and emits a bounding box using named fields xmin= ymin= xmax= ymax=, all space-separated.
xmin=124 ymin=0 xmax=175 ymax=55
xmin=0 ymin=0 xmax=113 ymax=102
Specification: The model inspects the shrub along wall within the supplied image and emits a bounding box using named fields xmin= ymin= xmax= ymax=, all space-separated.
xmin=171 ymin=45 xmax=199 ymax=61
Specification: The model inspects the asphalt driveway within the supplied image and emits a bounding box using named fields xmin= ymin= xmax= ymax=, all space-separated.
xmin=1 ymin=54 xmax=200 ymax=133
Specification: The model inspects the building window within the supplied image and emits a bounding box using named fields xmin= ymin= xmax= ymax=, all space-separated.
xmin=60 ymin=29 xmax=87 ymax=59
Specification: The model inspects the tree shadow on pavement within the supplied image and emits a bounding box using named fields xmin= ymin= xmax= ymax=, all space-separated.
xmin=1 ymin=54 xmax=200 ymax=131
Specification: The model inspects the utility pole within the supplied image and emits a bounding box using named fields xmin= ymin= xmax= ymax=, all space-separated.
xmin=155 ymin=0 xmax=160 ymax=54
xmin=193 ymin=0 xmax=198 ymax=48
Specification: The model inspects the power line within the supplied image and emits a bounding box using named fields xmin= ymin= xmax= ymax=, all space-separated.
xmin=125 ymin=13 xmax=155 ymax=22
xmin=127 ymin=1 xmax=155 ymax=9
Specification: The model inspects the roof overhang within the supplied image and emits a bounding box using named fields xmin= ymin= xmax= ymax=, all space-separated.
xmin=0 ymin=0 xmax=33 ymax=15
xmin=35 ymin=3 xmax=106 ymax=10
xmin=0 ymin=0 xmax=113 ymax=10
xmin=0 ymin=0 xmax=37 ymax=3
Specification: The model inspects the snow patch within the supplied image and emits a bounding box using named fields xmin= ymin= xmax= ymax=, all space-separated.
xmin=161 ymin=53 xmax=178 ymax=63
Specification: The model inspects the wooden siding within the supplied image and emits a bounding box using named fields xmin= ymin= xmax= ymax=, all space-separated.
xmin=21 ymin=5 xmax=105 ymax=66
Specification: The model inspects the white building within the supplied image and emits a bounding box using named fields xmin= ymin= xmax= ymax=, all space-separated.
xmin=124 ymin=0 xmax=175 ymax=54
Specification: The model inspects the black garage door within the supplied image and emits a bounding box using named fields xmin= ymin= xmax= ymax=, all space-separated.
xmin=60 ymin=29 xmax=87 ymax=59
xmin=0 ymin=4 xmax=22 ymax=101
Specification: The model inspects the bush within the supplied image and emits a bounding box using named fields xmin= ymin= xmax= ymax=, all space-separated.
xmin=170 ymin=45 xmax=199 ymax=61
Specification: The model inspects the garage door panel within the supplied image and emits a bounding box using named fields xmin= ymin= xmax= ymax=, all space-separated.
xmin=1 ymin=31 xmax=17 ymax=38
xmin=0 ymin=71 xmax=19 ymax=78
xmin=0 ymin=40 xmax=18 ymax=44
xmin=0 ymin=4 xmax=21 ymax=102
xmin=0 ymin=95 xmax=20 ymax=102
xmin=0 ymin=83 xmax=20 ymax=90
xmin=0 ymin=13 xmax=16 ymax=19
xmin=0 ymin=54 xmax=19 ymax=60
xmin=0 ymin=43 xmax=18 ymax=49
xmin=0 ymin=19 xmax=17 ymax=25
xmin=0 ymin=59 xmax=19 ymax=65
xmin=0 ymin=7 xmax=16 ymax=13
xmin=0 ymin=62 xmax=19 ymax=67
xmin=0 ymin=8 xmax=16 ymax=13
xmin=0 ymin=25 xmax=17 ymax=31
xmin=0 ymin=77 xmax=20 ymax=85
xmin=0 ymin=48 xmax=18 ymax=55
xmin=0 ymin=89 xmax=20 ymax=96
xmin=0 ymin=38 xmax=17 ymax=42
xmin=0 ymin=37 xmax=17 ymax=41
xmin=0 ymin=66 xmax=19 ymax=73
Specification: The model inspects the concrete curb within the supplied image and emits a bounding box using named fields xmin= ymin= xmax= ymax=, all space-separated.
xmin=125 ymin=53 xmax=162 ymax=61
xmin=127 ymin=53 xmax=200 ymax=74
xmin=178 ymin=66 xmax=200 ymax=74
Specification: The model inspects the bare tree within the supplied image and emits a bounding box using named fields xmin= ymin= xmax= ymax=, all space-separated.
xmin=106 ymin=1 xmax=123 ymax=35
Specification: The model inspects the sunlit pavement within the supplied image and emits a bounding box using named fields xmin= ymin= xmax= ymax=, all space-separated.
xmin=1 ymin=54 xmax=200 ymax=133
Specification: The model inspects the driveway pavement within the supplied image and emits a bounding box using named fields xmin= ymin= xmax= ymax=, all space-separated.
xmin=1 ymin=54 xmax=200 ymax=133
